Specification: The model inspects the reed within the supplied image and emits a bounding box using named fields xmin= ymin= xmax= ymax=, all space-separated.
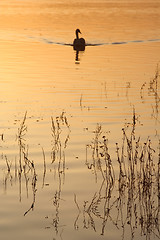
xmin=86 ymin=124 xmax=115 ymax=187
xmin=51 ymin=112 xmax=70 ymax=163
xmin=3 ymin=155 xmax=13 ymax=191
xmin=0 ymin=133 xmax=4 ymax=141
xmin=149 ymin=64 xmax=160 ymax=122
xmin=115 ymin=109 xmax=159 ymax=237
xmin=24 ymin=162 xmax=37 ymax=216
xmin=140 ymin=64 xmax=160 ymax=122
xmin=74 ymin=194 xmax=81 ymax=230
xmin=82 ymin=124 xmax=116 ymax=234
xmin=17 ymin=111 xmax=27 ymax=173
xmin=1 ymin=106 xmax=159 ymax=238
xmin=50 ymin=112 xmax=70 ymax=233
xmin=76 ymin=108 xmax=160 ymax=238
xmin=42 ymin=147 xmax=46 ymax=188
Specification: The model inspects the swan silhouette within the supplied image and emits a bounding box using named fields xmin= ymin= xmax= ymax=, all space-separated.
xmin=73 ymin=29 xmax=85 ymax=51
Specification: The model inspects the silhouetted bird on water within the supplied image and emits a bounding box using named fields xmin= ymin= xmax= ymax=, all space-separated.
xmin=73 ymin=29 xmax=85 ymax=51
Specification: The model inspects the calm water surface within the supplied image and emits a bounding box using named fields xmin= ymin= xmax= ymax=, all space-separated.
xmin=0 ymin=1 xmax=160 ymax=240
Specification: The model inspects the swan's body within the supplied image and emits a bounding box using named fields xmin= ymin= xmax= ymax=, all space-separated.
xmin=73 ymin=29 xmax=85 ymax=51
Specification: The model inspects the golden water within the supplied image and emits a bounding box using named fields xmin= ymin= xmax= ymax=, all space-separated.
xmin=0 ymin=1 xmax=160 ymax=240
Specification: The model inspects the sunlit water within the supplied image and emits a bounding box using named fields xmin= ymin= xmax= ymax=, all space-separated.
xmin=0 ymin=1 xmax=160 ymax=240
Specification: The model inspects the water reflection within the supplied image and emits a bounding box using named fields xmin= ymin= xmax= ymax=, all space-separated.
xmin=140 ymin=65 xmax=160 ymax=122
xmin=148 ymin=64 xmax=160 ymax=122
xmin=3 ymin=112 xmax=38 ymax=216
xmin=39 ymin=36 xmax=160 ymax=65
xmin=74 ymin=50 xmax=85 ymax=64
xmin=1 ymin=67 xmax=160 ymax=239
xmin=50 ymin=112 xmax=70 ymax=234
xmin=1 ymin=108 xmax=160 ymax=239
xmin=75 ymin=110 xmax=160 ymax=239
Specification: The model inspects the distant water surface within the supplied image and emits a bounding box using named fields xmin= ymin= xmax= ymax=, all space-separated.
xmin=0 ymin=1 xmax=160 ymax=240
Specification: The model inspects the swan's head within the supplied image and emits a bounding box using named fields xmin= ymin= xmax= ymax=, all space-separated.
xmin=76 ymin=29 xmax=81 ymax=34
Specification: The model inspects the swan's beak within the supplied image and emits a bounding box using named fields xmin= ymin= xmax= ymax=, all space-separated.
xmin=79 ymin=31 xmax=82 ymax=34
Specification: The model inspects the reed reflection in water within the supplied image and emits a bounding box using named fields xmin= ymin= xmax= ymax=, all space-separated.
xmin=2 ymin=86 xmax=160 ymax=240
xmin=81 ymin=109 xmax=160 ymax=239
xmin=2 ymin=113 xmax=159 ymax=239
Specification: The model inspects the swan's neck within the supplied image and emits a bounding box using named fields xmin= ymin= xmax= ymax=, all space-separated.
xmin=76 ymin=31 xmax=79 ymax=39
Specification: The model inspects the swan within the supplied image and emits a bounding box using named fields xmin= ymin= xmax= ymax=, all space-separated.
xmin=73 ymin=29 xmax=85 ymax=51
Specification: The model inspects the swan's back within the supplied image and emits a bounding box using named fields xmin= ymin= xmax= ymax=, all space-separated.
xmin=79 ymin=37 xmax=85 ymax=45
xmin=73 ymin=38 xmax=85 ymax=51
